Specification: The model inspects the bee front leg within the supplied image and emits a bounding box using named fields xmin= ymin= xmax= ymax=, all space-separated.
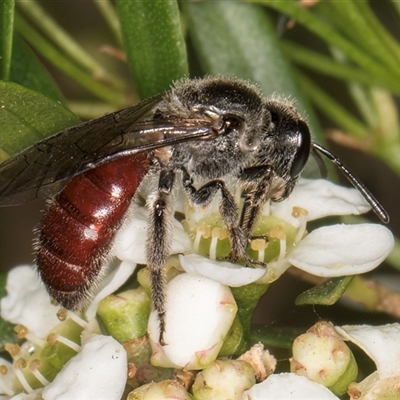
xmin=239 ymin=165 xmax=274 ymax=240
xmin=180 ymin=167 xmax=248 ymax=264
xmin=146 ymin=169 xmax=175 ymax=345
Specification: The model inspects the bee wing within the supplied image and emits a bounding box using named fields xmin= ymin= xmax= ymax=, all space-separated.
xmin=0 ymin=94 xmax=216 ymax=206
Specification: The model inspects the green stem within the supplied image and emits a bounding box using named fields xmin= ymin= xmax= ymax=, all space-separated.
xmin=282 ymin=42 xmax=400 ymax=95
xmin=15 ymin=13 xmax=124 ymax=106
xmin=0 ymin=0 xmax=14 ymax=81
xmin=316 ymin=0 xmax=400 ymax=77
xmin=16 ymin=0 xmax=124 ymax=90
xmin=257 ymin=0 xmax=400 ymax=89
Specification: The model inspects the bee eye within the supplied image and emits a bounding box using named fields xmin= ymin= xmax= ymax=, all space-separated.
xmin=290 ymin=120 xmax=311 ymax=178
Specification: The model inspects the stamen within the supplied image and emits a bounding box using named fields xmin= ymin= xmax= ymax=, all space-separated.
xmin=58 ymin=308 xmax=87 ymax=328
xmin=29 ymin=359 xmax=50 ymax=386
xmin=13 ymin=358 xmax=33 ymax=394
xmin=0 ymin=365 xmax=8 ymax=375
xmin=5 ymin=343 xmax=20 ymax=358
xmin=269 ymin=226 xmax=287 ymax=261
xmin=210 ymin=227 xmax=229 ymax=260
xmin=292 ymin=206 xmax=309 ymax=243
xmin=13 ymin=325 xmax=45 ymax=348
xmin=250 ymin=239 xmax=268 ymax=262
xmin=193 ymin=223 xmax=211 ymax=253
xmin=47 ymin=333 xmax=81 ymax=353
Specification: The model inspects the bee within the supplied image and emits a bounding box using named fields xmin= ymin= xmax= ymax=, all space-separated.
xmin=0 ymin=76 xmax=388 ymax=344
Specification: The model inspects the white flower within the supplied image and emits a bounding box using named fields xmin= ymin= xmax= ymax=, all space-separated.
xmin=1 ymin=266 xmax=60 ymax=339
xmin=0 ymin=262 xmax=132 ymax=398
xmin=242 ymin=373 xmax=340 ymax=399
xmin=256 ymin=179 xmax=393 ymax=283
xmin=148 ymin=273 xmax=237 ymax=369
xmin=41 ymin=336 xmax=126 ymax=400
xmin=335 ymin=323 xmax=400 ymax=399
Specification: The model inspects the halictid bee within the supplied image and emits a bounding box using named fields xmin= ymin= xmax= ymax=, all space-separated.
xmin=0 ymin=76 xmax=389 ymax=344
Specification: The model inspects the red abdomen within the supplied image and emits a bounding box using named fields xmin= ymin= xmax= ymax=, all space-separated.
xmin=36 ymin=153 xmax=151 ymax=309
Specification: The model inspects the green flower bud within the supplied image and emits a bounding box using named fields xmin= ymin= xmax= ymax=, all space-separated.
xmin=97 ymin=287 xmax=150 ymax=343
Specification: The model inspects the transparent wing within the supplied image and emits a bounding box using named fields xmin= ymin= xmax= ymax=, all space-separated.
xmin=0 ymin=94 xmax=216 ymax=206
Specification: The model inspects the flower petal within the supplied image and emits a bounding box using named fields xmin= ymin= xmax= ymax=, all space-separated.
xmin=85 ymin=260 xmax=137 ymax=321
xmin=42 ymin=335 xmax=126 ymax=400
xmin=288 ymin=224 xmax=394 ymax=277
xmin=179 ymin=254 xmax=266 ymax=286
xmin=148 ymin=273 xmax=237 ymax=369
xmin=1 ymin=266 xmax=60 ymax=338
xmin=271 ymin=179 xmax=371 ymax=227
xmin=242 ymin=373 xmax=340 ymax=399
xmin=335 ymin=323 xmax=400 ymax=379
xmin=113 ymin=206 xmax=191 ymax=264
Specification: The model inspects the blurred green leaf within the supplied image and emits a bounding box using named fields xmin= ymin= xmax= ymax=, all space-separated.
xmin=10 ymin=34 xmax=64 ymax=103
xmin=15 ymin=13 xmax=124 ymax=106
xmin=17 ymin=0 xmax=123 ymax=91
xmin=295 ymin=276 xmax=353 ymax=306
xmin=257 ymin=0 xmax=400 ymax=89
xmin=116 ymin=0 xmax=188 ymax=99
xmin=0 ymin=0 xmax=14 ymax=81
xmin=183 ymin=1 xmax=321 ymax=142
xmin=184 ymin=3 xmax=299 ymax=97
xmin=0 ymin=81 xmax=79 ymax=157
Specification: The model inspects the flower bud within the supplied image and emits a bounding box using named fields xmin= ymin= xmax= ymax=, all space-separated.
xmin=290 ymin=321 xmax=357 ymax=395
xmin=192 ymin=360 xmax=256 ymax=400
xmin=127 ymin=380 xmax=193 ymax=400
xmin=97 ymin=288 xmax=150 ymax=343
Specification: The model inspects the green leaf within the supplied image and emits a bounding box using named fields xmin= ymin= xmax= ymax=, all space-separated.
xmin=295 ymin=276 xmax=353 ymax=306
xmin=184 ymin=2 xmax=299 ymax=98
xmin=258 ymin=0 xmax=400 ymax=90
xmin=0 ymin=0 xmax=14 ymax=81
xmin=115 ymin=0 xmax=188 ymax=99
xmin=0 ymin=81 xmax=79 ymax=157
xmin=183 ymin=1 xmax=321 ymax=142
xmin=10 ymin=34 xmax=65 ymax=103
xmin=17 ymin=0 xmax=123 ymax=91
xmin=14 ymin=13 xmax=124 ymax=106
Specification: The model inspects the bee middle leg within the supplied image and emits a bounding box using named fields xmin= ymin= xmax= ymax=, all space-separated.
xmin=146 ymin=168 xmax=175 ymax=345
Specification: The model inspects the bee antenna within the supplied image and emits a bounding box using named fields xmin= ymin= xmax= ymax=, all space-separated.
xmin=312 ymin=143 xmax=389 ymax=224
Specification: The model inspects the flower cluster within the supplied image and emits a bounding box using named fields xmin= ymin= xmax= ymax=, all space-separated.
xmin=0 ymin=178 xmax=394 ymax=399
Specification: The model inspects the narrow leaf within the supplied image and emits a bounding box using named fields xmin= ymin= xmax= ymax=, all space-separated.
xmin=295 ymin=276 xmax=353 ymax=306
xmin=0 ymin=81 xmax=79 ymax=157
xmin=0 ymin=0 xmax=14 ymax=81
xmin=116 ymin=0 xmax=188 ymax=99
xmin=10 ymin=34 xmax=65 ymax=103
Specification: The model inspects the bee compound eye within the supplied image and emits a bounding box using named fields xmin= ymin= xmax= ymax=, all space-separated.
xmin=290 ymin=120 xmax=311 ymax=178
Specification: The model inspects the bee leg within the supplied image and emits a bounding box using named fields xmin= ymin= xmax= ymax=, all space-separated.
xmin=146 ymin=168 xmax=175 ymax=345
xmin=239 ymin=165 xmax=274 ymax=240
xmin=180 ymin=167 xmax=248 ymax=264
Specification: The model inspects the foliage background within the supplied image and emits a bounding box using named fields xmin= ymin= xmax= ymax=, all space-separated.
xmin=1 ymin=0 xmax=400 ymax=365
